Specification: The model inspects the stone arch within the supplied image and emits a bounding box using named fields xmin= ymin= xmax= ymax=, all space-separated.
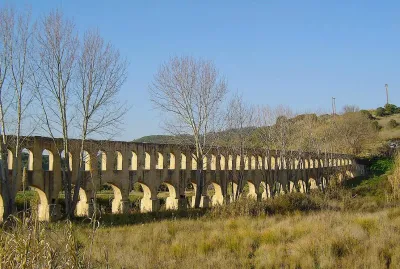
xmin=305 ymin=159 xmax=309 ymax=169
xmin=243 ymin=156 xmax=249 ymax=170
xmin=75 ymin=188 xmax=89 ymax=216
xmin=42 ymin=149 xmax=54 ymax=171
xmin=271 ymin=156 xmax=276 ymax=170
xmin=97 ymin=150 xmax=107 ymax=171
xmin=228 ymin=181 xmax=239 ymax=201
xmin=191 ymin=154 xmax=197 ymax=170
xmin=81 ymin=150 xmax=90 ymax=171
xmin=60 ymin=150 xmax=72 ymax=171
xmin=209 ymin=182 xmax=223 ymax=206
xmin=298 ymin=180 xmax=307 ymax=193
xmin=169 ymin=152 xmax=175 ymax=169
xmin=22 ymin=148 xmax=33 ymax=171
xmin=257 ymin=156 xmax=263 ymax=169
xmin=250 ymin=156 xmax=256 ymax=170
xmin=131 ymin=151 xmax=137 ymax=170
xmin=114 ymin=151 xmax=123 ymax=170
xmin=210 ymin=155 xmax=216 ymax=170
xmin=156 ymin=152 xmax=163 ymax=169
xmin=30 ymin=186 xmax=49 ymax=221
xmin=7 ymin=149 xmax=13 ymax=170
xmin=228 ymin=155 xmax=233 ymax=170
xmin=0 ymin=195 xmax=3 ymax=222
xmin=289 ymin=181 xmax=296 ymax=192
xmin=260 ymin=182 xmax=270 ymax=199
xmin=244 ymin=181 xmax=257 ymax=199
xmin=159 ymin=182 xmax=178 ymax=210
xmin=144 ymin=152 xmax=150 ymax=170
xmin=220 ymin=154 xmax=226 ymax=170
xmin=180 ymin=153 xmax=186 ymax=169
xmin=133 ymin=182 xmax=155 ymax=212
xmin=309 ymin=178 xmax=318 ymax=190
xmin=235 ymin=155 xmax=241 ymax=170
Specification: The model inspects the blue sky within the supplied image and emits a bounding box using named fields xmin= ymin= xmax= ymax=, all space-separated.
xmin=5 ymin=0 xmax=400 ymax=140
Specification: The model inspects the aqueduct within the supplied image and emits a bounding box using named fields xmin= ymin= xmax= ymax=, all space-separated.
xmin=1 ymin=136 xmax=360 ymax=221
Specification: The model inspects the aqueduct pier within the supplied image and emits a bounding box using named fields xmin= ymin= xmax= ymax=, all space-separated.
xmin=1 ymin=136 xmax=360 ymax=221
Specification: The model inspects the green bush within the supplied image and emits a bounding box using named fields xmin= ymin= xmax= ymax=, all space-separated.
xmin=371 ymin=121 xmax=381 ymax=131
xmin=385 ymin=104 xmax=398 ymax=115
xmin=360 ymin=110 xmax=373 ymax=120
xmin=387 ymin=119 xmax=398 ymax=129
xmin=376 ymin=107 xmax=385 ymax=117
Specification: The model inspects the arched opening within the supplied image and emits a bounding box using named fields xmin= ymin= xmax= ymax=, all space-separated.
xmin=75 ymin=188 xmax=89 ymax=216
xmin=257 ymin=156 xmax=263 ymax=170
xmin=208 ymin=182 xmax=223 ymax=206
xmin=21 ymin=148 xmax=33 ymax=171
xmin=210 ymin=155 xmax=216 ymax=170
xmin=158 ymin=182 xmax=177 ymax=210
xmin=97 ymin=151 xmax=107 ymax=171
xmin=250 ymin=156 xmax=256 ymax=170
xmin=144 ymin=152 xmax=150 ymax=170
xmin=260 ymin=182 xmax=270 ymax=199
xmin=97 ymin=183 xmax=123 ymax=214
xmin=0 ymin=195 xmax=3 ymax=222
xmin=114 ymin=151 xmax=122 ymax=171
xmin=30 ymin=186 xmax=49 ymax=221
xmin=130 ymin=182 xmax=155 ymax=212
xmin=271 ymin=156 xmax=276 ymax=170
xmin=42 ymin=149 xmax=54 ymax=171
xmin=220 ymin=154 xmax=226 ymax=170
xmin=60 ymin=150 xmax=72 ymax=171
xmin=228 ymin=181 xmax=239 ymax=201
xmin=7 ymin=149 xmax=13 ymax=170
xmin=243 ymin=181 xmax=257 ymax=199
xmin=298 ymin=180 xmax=307 ymax=193
xmin=309 ymin=178 xmax=318 ymax=190
xmin=169 ymin=153 xmax=175 ymax=169
xmin=244 ymin=156 xmax=249 ymax=170
xmin=191 ymin=154 xmax=197 ymax=170
xmin=228 ymin=155 xmax=233 ymax=170
xmin=185 ymin=182 xmax=195 ymax=207
xmin=80 ymin=150 xmax=90 ymax=171
xmin=289 ymin=181 xmax=296 ymax=192
xmin=156 ymin=152 xmax=163 ymax=169
xmin=131 ymin=151 xmax=137 ymax=170
xmin=180 ymin=153 xmax=186 ymax=170
xmin=203 ymin=156 xmax=207 ymax=170
xmin=236 ymin=155 xmax=241 ymax=170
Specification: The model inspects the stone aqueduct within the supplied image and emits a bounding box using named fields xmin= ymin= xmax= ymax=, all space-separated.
xmin=1 ymin=136 xmax=359 ymax=221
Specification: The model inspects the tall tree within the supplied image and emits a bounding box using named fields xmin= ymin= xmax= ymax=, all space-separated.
xmin=149 ymin=56 xmax=227 ymax=208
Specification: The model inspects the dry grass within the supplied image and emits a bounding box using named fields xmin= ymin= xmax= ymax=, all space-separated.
xmin=377 ymin=114 xmax=400 ymax=140
xmin=71 ymin=208 xmax=400 ymax=269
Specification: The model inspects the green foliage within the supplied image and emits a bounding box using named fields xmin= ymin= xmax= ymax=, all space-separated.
xmin=376 ymin=107 xmax=385 ymax=117
xmin=384 ymin=103 xmax=398 ymax=115
xmin=387 ymin=119 xmax=398 ymax=129
xmin=371 ymin=121 xmax=381 ymax=131
xmin=360 ymin=110 xmax=373 ymax=120
xmin=370 ymin=158 xmax=394 ymax=175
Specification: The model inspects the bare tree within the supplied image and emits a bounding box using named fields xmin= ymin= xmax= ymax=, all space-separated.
xmin=71 ymin=30 xmax=127 ymax=216
xmin=224 ymin=93 xmax=255 ymax=201
xmin=34 ymin=10 xmax=79 ymax=217
xmin=149 ymin=56 xmax=227 ymax=208
xmin=0 ymin=7 xmax=35 ymax=217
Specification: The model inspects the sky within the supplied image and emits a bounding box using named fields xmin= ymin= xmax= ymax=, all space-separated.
xmin=4 ymin=0 xmax=400 ymax=140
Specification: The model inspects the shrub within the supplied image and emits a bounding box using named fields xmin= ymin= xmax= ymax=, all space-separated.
xmin=387 ymin=119 xmax=398 ymax=129
xmin=371 ymin=121 xmax=381 ymax=131
xmin=376 ymin=107 xmax=385 ymax=117
xmin=384 ymin=103 xmax=398 ymax=115
xmin=360 ymin=110 xmax=373 ymax=119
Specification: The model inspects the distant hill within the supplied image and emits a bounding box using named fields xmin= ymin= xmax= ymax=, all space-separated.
xmin=133 ymin=135 xmax=176 ymax=144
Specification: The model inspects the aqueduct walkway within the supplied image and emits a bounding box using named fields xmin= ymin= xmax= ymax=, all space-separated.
xmin=1 ymin=136 xmax=359 ymax=221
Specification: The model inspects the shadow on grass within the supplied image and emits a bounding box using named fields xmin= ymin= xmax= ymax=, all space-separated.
xmin=74 ymin=208 xmax=209 ymax=227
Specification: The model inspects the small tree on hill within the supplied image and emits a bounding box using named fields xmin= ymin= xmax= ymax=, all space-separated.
xmin=376 ymin=107 xmax=385 ymax=117
xmin=385 ymin=104 xmax=398 ymax=115
xmin=387 ymin=119 xmax=398 ymax=129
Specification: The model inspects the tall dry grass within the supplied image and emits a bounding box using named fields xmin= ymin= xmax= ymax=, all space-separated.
xmin=389 ymin=153 xmax=400 ymax=200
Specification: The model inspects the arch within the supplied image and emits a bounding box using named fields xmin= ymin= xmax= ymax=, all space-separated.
xmin=98 ymin=183 xmax=124 ymax=213
xmin=169 ymin=152 xmax=175 ymax=169
xmin=270 ymin=156 xmax=276 ymax=170
xmin=42 ymin=149 xmax=54 ymax=171
xmin=261 ymin=182 xmax=270 ymax=199
xmin=228 ymin=155 xmax=233 ymax=170
xmin=191 ymin=154 xmax=197 ymax=170
xmin=245 ymin=181 xmax=257 ymax=200
xmin=0 ymin=195 xmax=3 ymax=222
xmin=250 ymin=156 xmax=256 ymax=170
xmin=209 ymin=182 xmax=223 ymax=206
xmin=257 ymin=156 xmax=263 ymax=170
xmin=97 ymin=151 xmax=107 ymax=171
xmin=75 ymin=188 xmax=89 ymax=216
xmin=22 ymin=148 xmax=33 ymax=171
xmin=298 ymin=180 xmax=307 ymax=193
xmin=203 ymin=156 xmax=208 ymax=170
xmin=305 ymin=159 xmax=309 ymax=169
xmin=80 ymin=150 xmax=90 ymax=171
xmin=185 ymin=182 xmax=195 ymax=207
xmin=181 ymin=153 xmax=186 ymax=170
xmin=220 ymin=154 xmax=226 ymax=170
xmin=7 ymin=149 xmax=13 ymax=170
xmin=309 ymin=178 xmax=318 ymax=190
xmin=132 ymin=182 xmax=154 ymax=212
xmin=156 ymin=152 xmax=163 ymax=169
xmin=158 ymin=182 xmax=178 ymax=210
xmin=228 ymin=181 xmax=239 ymax=202
xmin=210 ymin=155 xmax=216 ymax=170
xmin=114 ymin=151 xmax=123 ymax=170
xmin=289 ymin=181 xmax=296 ymax=192
xmin=60 ymin=150 xmax=72 ymax=171
xmin=244 ymin=156 xmax=249 ymax=170
xmin=236 ymin=155 xmax=241 ymax=170
xmin=131 ymin=151 xmax=137 ymax=170
xmin=144 ymin=152 xmax=150 ymax=170
xmin=30 ymin=186 xmax=49 ymax=221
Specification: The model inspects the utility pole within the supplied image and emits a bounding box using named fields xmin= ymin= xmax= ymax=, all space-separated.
xmin=332 ymin=97 xmax=336 ymax=116
xmin=385 ymin=84 xmax=389 ymax=105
